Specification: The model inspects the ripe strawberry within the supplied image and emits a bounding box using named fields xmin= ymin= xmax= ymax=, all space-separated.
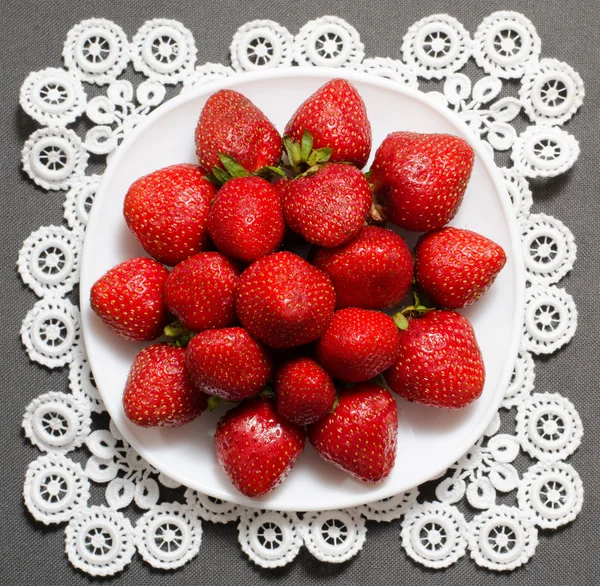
xmin=315 ymin=308 xmax=401 ymax=383
xmin=186 ymin=327 xmax=272 ymax=401
xmin=195 ymin=89 xmax=282 ymax=173
xmin=163 ymin=252 xmax=239 ymax=332
xmin=282 ymin=163 xmax=372 ymax=248
xmin=90 ymin=257 xmax=169 ymax=342
xmin=275 ymin=357 xmax=336 ymax=426
xmin=284 ymin=79 xmax=371 ymax=168
xmin=308 ymin=383 xmax=397 ymax=483
xmin=208 ymin=176 xmax=285 ymax=263
xmin=123 ymin=164 xmax=216 ymax=266
xmin=415 ymin=227 xmax=507 ymax=309
xmin=236 ymin=251 xmax=335 ymax=348
xmin=385 ymin=311 xmax=485 ymax=408
xmin=215 ymin=398 xmax=306 ymax=497
xmin=313 ymin=226 xmax=414 ymax=309
xmin=371 ymin=132 xmax=474 ymax=232
xmin=123 ymin=344 xmax=207 ymax=427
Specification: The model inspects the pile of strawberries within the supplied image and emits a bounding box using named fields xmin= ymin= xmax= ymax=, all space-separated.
xmin=91 ymin=79 xmax=507 ymax=498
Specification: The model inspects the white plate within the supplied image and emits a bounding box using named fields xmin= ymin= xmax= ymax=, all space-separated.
xmin=81 ymin=68 xmax=525 ymax=512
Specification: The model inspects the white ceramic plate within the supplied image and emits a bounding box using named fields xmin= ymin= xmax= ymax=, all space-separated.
xmin=81 ymin=68 xmax=525 ymax=512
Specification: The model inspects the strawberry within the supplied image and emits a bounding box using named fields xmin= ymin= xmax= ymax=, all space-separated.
xmin=195 ymin=89 xmax=282 ymax=173
xmin=284 ymin=79 xmax=371 ymax=168
xmin=385 ymin=310 xmax=485 ymax=408
xmin=308 ymin=383 xmax=397 ymax=483
xmin=123 ymin=344 xmax=207 ymax=427
xmin=313 ymin=226 xmax=414 ymax=309
xmin=214 ymin=398 xmax=306 ymax=497
xmin=90 ymin=257 xmax=169 ymax=342
xmin=315 ymin=308 xmax=401 ymax=383
xmin=123 ymin=164 xmax=216 ymax=266
xmin=371 ymin=132 xmax=474 ymax=232
xmin=186 ymin=327 xmax=272 ymax=401
xmin=275 ymin=357 xmax=336 ymax=426
xmin=414 ymin=227 xmax=507 ymax=309
xmin=208 ymin=176 xmax=285 ymax=263
xmin=236 ymin=251 xmax=335 ymax=348
xmin=282 ymin=163 xmax=372 ymax=248
xmin=163 ymin=252 xmax=239 ymax=332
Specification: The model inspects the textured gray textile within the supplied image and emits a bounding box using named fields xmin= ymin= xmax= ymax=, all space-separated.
xmin=1 ymin=0 xmax=599 ymax=584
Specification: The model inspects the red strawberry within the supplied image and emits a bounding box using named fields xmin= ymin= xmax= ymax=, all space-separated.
xmin=415 ymin=227 xmax=507 ymax=309
xmin=215 ymin=398 xmax=306 ymax=497
xmin=308 ymin=383 xmax=397 ymax=482
xmin=371 ymin=132 xmax=474 ymax=232
xmin=195 ymin=89 xmax=282 ymax=173
xmin=282 ymin=163 xmax=372 ymax=248
xmin=385 ymin=310 xmax=485 ymax=408
xmin=123 ymin=344 xmax=207 ymax=427
xmin=313 ymin=226 xmax=414 ymax=309
xmin=90 ymin=257 xmax=169 ymax=342
xmin=275 ymin=357 xmax=336 ymax=426
xmin=208 ymin=176 xmax=285 ymax=263
xmin=163 ymin=252 xmax=239 ymax=332
xmin=236 ymin=251 xmax=335 ymax=348
xmin=315 ymin=308 xmax=401 ymax=383
xmin=284 ymin=79 xmax=371 ymax=168
xmin=123 ymin=164 xmax=216 ymax=266
xmin=186 ymin=327 xmax=272 ymax=401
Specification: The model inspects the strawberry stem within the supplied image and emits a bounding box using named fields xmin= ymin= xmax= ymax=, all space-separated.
xmin=392 ymin=291 xmax=435 ymax=329
xmin=207 ymin=395 xmax=223 ymax=411
xmin=257 ymin=385 xmax=274 ymax=399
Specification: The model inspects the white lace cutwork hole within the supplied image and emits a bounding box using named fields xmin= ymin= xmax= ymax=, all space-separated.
xmin=239 ymin=510 xmax=302 ymax=568
xmin=24 ymin=453 xmax=90 ymax=524
xmin=17 ymin=13 xmax=583 ymax=575
xmin=65 ymin=507 xmax=135 ymax=576
xmin=21 ymin=297 xmax=81 ymax=368
xmin=63 ymin=19 xmax=129 ymax=85
xmin=23 ymin=391 xmax=91 ymax=454
xmin=20 ymin=67 xmax=86 ymax=127
xmin=511 ymin=125 xmax=580 ymax=178
xmin=521 ymin=213 xmax=576 ymax=285
xmin=522 ymin=286 xmax=577 ymax=354
xmin=185 ymin=488 xmax=240 ymax=523
xmin=518 ymin=461 xmax=583 ymax=529
xmin=472 ymin=11 xmax=541 ymax=79
xmin=300 ymin=510 xmax=366 ymax=563
xmin=22 ymin=128 xmax=88 ymax=191
xmin=356 ymin=489 xmax=419 ymax=522
xmin=294 ymin=16 xmax=364 ymax=68
xmin=520 ymin=59 xmax=584 ymax=125
xmin=18 ymin=225 xmax=82 ymax=297
xmin=231 ymin=20 xmax=293 ymax=71
xmin=401 ymin=503 xmax=468 ymax=568
xmin=131 ymin=19 xmax=197 ymax=84
xmin=516 ymin=393 xmax=583 ymax=461
xmin=135 ymin=504 xmax=202 ymax=569
xmin=402 ymin=15 xmax=471 ymax=79
xmin=469 ymin=506 xmax=537 ymax=571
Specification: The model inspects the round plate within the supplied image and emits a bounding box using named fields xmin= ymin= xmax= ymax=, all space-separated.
xmin=81 ymin=68 xmax=525 ymax=511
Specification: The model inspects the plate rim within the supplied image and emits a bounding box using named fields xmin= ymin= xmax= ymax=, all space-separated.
xmin=80 ymin=66 xmax=526 ymax=511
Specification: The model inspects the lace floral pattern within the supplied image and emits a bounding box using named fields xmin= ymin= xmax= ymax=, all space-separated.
xmin=18 ymin=12 xmax=583 ymax=576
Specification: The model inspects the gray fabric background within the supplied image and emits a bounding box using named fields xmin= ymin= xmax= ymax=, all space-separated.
xmin=1 ymin=0 xmax=599 ymax=584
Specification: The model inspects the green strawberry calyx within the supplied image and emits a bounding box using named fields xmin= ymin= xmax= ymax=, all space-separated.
xmin=283 ymin=130 xmax=333 ymax=177
xmin=163 ymin=321 xmax=194 ymax=347
xmin=204 ymin=153 xmax=287 ymax=187
xmin=393 ymin=292 xmax=435 ymax=330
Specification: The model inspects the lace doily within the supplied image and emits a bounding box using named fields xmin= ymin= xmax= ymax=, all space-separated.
xmin=18 ymin=12 xmax=583 ymax=575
